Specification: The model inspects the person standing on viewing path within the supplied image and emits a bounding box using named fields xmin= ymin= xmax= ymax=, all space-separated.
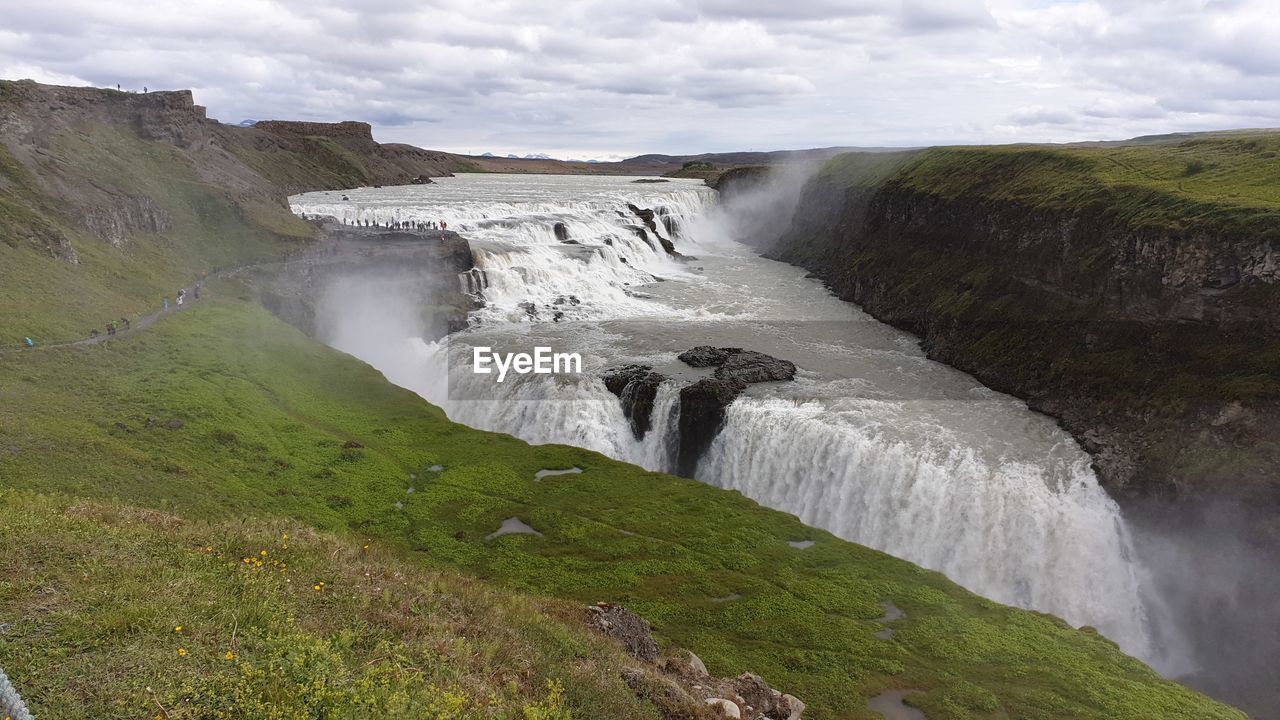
xmin=23 ymin=337 xmax=34 ymax=348
xmin=163 ymin=297 xmax=169 ymax=311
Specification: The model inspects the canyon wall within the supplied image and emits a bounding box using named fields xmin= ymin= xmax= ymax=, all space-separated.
xmin=735 ymin=144 xmax=1280 ymax=536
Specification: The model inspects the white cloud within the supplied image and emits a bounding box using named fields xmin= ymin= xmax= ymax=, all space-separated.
xmin=0 ymin=0 xmax=1277 ymax=157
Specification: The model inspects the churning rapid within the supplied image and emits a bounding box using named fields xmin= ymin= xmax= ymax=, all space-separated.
xmin=290 ymin=174 xmax=1170 ymax=667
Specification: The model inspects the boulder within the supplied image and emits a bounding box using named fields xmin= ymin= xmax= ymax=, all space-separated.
xmin=678 ymin=345 xmax=740 ymax=367
xmin=677 ymin=375 xmax=747 ymax=476
xmin=684 ymin=650 xmax=710 ymax=677
xmin=706 ymin=698 xmax=742 ymax=718
xmin=622 ymin=668 xmax=701 ymax=720
xmin=673 ymin=347 xmax=796 ymax=476
xmin=602 ymin=365 xmax=668 ymax=440
xmin=719 ymin=350 xmax=796 ymax=384
xmin=587 ymin=602 xmax=660 ymax=662
xmin=165 ymin=419 xmax=184 ymax=430
xmin=732 ymin=673 xmax=802 ymax=719
xmin=553 ymin=221 xmax=570 ymax=242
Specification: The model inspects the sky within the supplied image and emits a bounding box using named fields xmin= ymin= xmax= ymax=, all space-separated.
xmin=2 ymin=0 xmax=1278 ymax=160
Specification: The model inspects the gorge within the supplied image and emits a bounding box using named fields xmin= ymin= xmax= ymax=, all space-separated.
xmin=290 ymin=174 xmax=1187 ymax=691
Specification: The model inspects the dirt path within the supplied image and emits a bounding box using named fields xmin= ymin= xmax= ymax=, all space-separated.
xmin=1 ymin=264 xmax=255 ymax=355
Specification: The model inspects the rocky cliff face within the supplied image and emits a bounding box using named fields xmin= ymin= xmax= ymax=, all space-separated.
xmin=0 ymin=80 xmax=472 ymax=338
xmin=259 ymin=222 xmax=477 ymax=341
xmin=751 ymin=155 xmax=1280 ymax=536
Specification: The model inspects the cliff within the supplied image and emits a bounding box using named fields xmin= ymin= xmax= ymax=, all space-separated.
xmin=0 ymin=80 xmax=471 ymax=340
xmin=747 ymin=137 xmax=1280 ymax=535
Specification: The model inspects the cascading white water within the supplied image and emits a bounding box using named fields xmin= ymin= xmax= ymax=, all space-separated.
xmin=291 ymin=174 xmax=1164 ymax=665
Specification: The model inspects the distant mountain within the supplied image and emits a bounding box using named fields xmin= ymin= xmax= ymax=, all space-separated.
xmin=624 ymin=146 xmax=893 ymax=166
xmin=236 ymin=119 xmax=257 ymax=127
xmin=480 ymin=152 xmax=495 ymax=157
xmin=523 ymin=153 xmax=553 ymax=160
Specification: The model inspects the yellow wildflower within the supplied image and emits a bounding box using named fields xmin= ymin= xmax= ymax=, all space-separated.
xmin=177 ymin=648 xmax=187 ymax=657
xmin=225 ymin=650 xmax=235 ymax=660
xmin=260 ymin=549 xmax=268 ymax=557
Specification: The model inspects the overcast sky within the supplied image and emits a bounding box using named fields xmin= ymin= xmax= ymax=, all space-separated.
xmin=2 ymin=0 xmax=1277 ymax=159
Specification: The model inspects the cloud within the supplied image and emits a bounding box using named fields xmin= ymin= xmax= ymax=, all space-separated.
xmin=0 ymin=0 xmax=1277 ymax=157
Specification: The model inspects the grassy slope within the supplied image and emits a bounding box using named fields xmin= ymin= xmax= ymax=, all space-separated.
xmin=0 ymin=123 xmax=311 ymax=343
xmin=810 ymin=144 xmax=1280 ymax=409
xmin=0 ymin=491 xmax=657 ymax=720
xmin=887 ymin=134 xmax=1280 ymax=236
xmin=0 ymin=291 xmax=1240 ymax=720
xmin=809 ymin=137 xmax=1280 ymax=457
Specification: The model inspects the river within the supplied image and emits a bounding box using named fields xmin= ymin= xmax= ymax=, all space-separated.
xmin=290 ymin=173 xmax=1171 ymax=670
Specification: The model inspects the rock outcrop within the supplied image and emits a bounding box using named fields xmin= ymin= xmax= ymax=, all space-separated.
xmin=259 ymin=221 xmax=476 ymax=340
xmin=676 ymin=347 xmax=796 ymax=476
xmin=750 ymin=147 xmax=1280 ymax=542
xmin=587 ymin=602 xmax=660 ymax=662
xmin=602 ymin=347 xmax=796 ymax=476
xmin=602 ymin=365 xmax=667 ymax=440
xmin=585 ymin=602 xmax=804 ymax=720
xmin=629 ymin=203 xmax=680 ymax=255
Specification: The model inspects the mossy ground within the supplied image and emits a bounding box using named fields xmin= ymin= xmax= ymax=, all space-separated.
xmin=0 ymin=119 xmax=311 ymax=344
xmin=0 ymin=491 xmax=653 ymax=720
xmin=808 ymin=135 xmax=1280 ymax=425
xmin=825 ymin=132 xmax=1280 ymax=238
xmin=0 ymin=292 xmax=1242 ymax=720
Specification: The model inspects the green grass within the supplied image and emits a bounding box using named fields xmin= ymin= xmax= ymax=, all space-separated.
xmin=0 ymin=294 xmax=1242 ymax=720
xmin=0 ymin=126 xmax=310 ymax=343
xmin=0 ymin=491 xmax=659 ymax=720
xmin=882 ymin=134 xmax=1280 ymax=239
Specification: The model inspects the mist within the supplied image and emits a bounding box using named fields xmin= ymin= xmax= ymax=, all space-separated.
xmin=692 ymin=161 xmax=826 ymax=252
xmin=315 ymin=270 xmax=446 ymax=396
xmin=1129 ymin=501 xmax=1280 ymax=716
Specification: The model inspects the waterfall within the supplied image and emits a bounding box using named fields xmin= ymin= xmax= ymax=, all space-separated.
xmin=291 ymin=174 xmax=1163 ymax=666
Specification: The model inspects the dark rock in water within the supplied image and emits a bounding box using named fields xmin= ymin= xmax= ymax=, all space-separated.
xmin=627 ymin=203 xmax=681 ymax=256
xmin=602 ymin=364 xmax=667 ymax=440
xmin=518 ymin=301 xmax=538 ymax=318
xmin=553 ymin=221 xmax=570 ymax=242
xmin=662 ymin=214 xmax=681 ymax=239
xmin=587 ymin=602 xmax=660 ymax=662
xmin=631 ymin=226 xmax=657 ymax=250
xmin=553 ymin=311 xmax=565 ymax=322
xmin=631 ymin=178 xmax=670 ymax=184
xmin=677 ymin=375 xmax=747 ymax=476
xmin=410 ymin=175 xmax=434 ymax=184
xmin=679 ymin=346 xmax=796 ymax=382
xmin=628 ymin=203 xmax=657 ymax=230
xmin=679 ymin=345 xmax=741 ymax=367
xmin=720 ymin=350 xmax=796 ymax=383
xmin=674 ymin=347 xmax=796 ymax=476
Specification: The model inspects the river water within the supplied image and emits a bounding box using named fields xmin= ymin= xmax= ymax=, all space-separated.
xmin=291 ymin=173 xmax=1168 ymax=667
